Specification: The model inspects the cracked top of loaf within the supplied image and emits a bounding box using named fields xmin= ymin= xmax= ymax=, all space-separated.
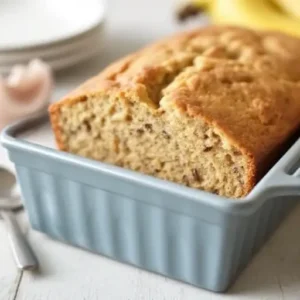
xmin=50 ymin=26 xmax=300 ymax=196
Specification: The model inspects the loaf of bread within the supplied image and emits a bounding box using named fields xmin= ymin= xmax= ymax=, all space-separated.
xmin=49 ymin=26 xmax=300 ymax=198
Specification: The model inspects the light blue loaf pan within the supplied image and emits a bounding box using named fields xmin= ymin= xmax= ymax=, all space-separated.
xmin=1 ymin=113 xmax=300 ymax=292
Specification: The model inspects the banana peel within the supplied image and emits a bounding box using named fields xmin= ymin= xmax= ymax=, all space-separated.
xmin=177 ymin=0 xmax=300 ymax=38
xmin=274 ymin=0 xmax=300 ymax=19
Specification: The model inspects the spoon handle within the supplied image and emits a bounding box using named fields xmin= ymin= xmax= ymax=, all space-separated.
xmin=2 ymin=210 xmax=38 ymax=270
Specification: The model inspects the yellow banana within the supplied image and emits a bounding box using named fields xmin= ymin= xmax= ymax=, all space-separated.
xmin=192 ymin=0 xmax=212 ymax=8
xmin=273 ymin=0 xmax=300 ymax=19
xmin=209 ymin=0 xmax=300 ymax=38
xmin=176 ymin=0 xmax=212 ymax=21
xmin=180 ymin=0 xmax=300 ymax=38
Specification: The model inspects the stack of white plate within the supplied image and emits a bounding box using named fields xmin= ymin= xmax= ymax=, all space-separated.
xmin=0 ymin=0 xmax=106 ymax=74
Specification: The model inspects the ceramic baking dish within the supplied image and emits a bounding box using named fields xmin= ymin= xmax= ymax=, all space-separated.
xmin=1 ymin=112 xmax=300 ymax=292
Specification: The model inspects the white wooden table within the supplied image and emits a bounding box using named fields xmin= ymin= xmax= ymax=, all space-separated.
xmin=1 ymin=0 xmax=300 ymax=299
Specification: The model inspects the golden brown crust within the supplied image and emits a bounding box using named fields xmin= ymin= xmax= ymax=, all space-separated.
xmin=49 ymin=103 xmax=65 ymax=151
xmin=49 ymin=25 xmax=300 ymax=196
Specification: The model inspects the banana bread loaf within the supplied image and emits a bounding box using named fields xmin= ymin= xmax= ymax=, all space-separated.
xmin=49 ymin=26 xmax=300 ymax=198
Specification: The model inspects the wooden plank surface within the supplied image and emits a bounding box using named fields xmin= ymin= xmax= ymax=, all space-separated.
xmin=0 ymin=143 xmax=21 ymax=300
xmin=0 ymin=220 xmax=20 ymax=300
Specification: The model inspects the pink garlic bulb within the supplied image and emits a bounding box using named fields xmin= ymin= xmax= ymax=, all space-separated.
xmin=0 ymin=59 xmax=53 ymax=131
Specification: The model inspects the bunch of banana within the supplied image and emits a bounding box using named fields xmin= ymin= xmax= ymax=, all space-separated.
xmin=177 ymin=0 xmax=300 ymax=38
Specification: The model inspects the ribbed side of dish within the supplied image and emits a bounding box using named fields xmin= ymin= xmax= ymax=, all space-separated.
xmin=14 ymin=164 xmax=297 ymax=292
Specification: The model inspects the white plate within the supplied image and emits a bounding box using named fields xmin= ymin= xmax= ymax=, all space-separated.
xmin=0 ymin=23 xmax=105 ymax=65
xmin=0 ymin=37 xmax=103 ymax=74
xmin=0 ymin=0 xmax=105 ymax=50
xmin=48 ymin=41 xmax=104 ymax=71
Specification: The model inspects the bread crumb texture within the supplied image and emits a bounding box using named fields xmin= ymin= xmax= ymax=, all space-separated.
xmin=49 ymin=26 xmax=300 ymax=198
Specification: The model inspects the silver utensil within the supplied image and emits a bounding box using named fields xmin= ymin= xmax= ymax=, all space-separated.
xmin=0 ymin=167 xmax=38 ymax=270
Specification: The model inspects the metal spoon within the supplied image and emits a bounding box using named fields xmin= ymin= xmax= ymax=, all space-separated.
xmin=0 ymin=167 xmax=38 ymax=270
